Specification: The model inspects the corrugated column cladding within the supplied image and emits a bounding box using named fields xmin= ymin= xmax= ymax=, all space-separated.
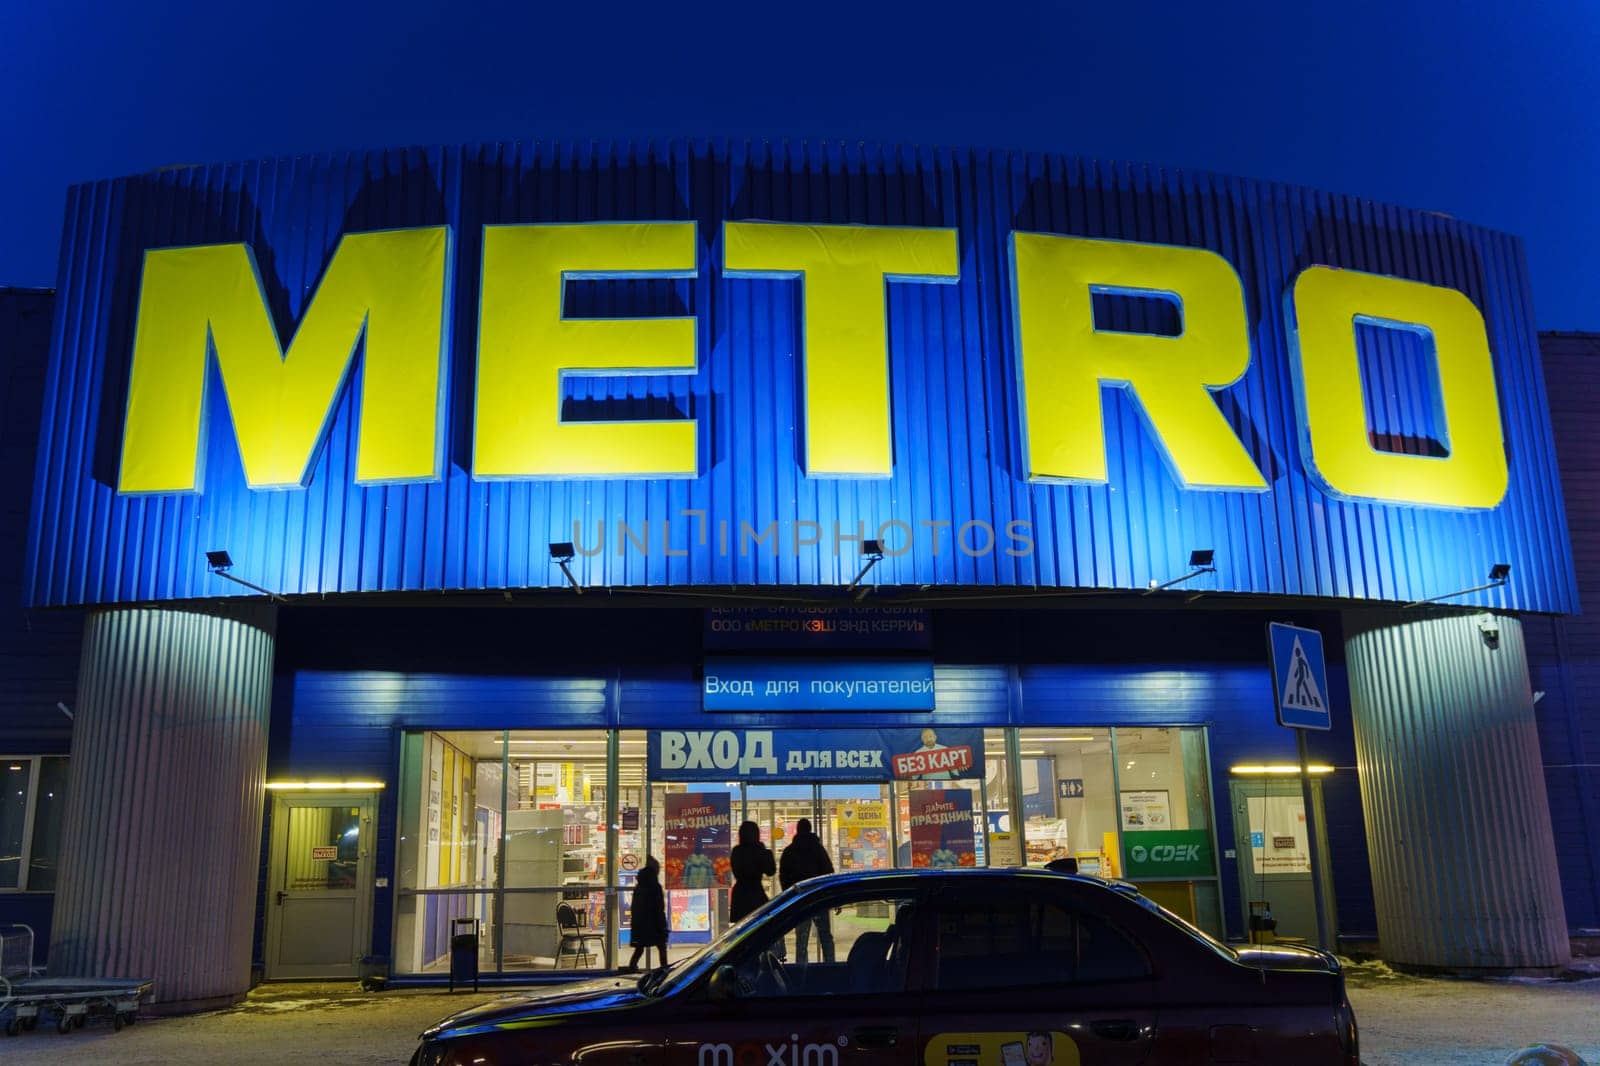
xmin=49 ymin=604 xmax=276 ymax=1007
xmin=1345 ymin=611 xmax=1569 ymax=969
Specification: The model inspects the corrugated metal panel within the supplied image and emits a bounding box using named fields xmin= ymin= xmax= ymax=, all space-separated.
xmin=49 ymin=604 xmax=275 ymax=1004
xmin=0 ymin=289 xmax=82 ymax=752
xmin=1345 ymin=611 xmax=1569 ymax=967
xmin=24 ymin=141 xmax=1577 ymax=612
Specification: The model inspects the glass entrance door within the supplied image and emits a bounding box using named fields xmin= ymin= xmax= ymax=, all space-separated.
xmin=1229 ymin=776 xmax=1337 ymax=944
xmin=818 ymin=784 xmax=894 ymax=872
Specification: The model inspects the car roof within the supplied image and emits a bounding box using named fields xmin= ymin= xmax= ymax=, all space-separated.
xmin=791 ymin=867 xmax=1143 ymax=897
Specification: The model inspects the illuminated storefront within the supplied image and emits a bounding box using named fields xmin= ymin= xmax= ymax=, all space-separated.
xmin=0 ymin=138 xmax=1589 ymax=1005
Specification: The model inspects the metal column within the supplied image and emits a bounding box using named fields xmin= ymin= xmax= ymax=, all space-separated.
xmin=49 ymin=604 xmax=276 ymax=1009
xmin=1344 ymin=611 xmax=1570 ymax=969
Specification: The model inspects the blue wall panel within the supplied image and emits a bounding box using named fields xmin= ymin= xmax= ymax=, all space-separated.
xmin=25 ymin=141 xmax=1576 ymax=613
xmin=266 ymin=605 xmax=1374 ymax=949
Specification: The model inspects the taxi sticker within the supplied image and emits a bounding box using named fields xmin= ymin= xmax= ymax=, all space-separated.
xmin=925 ymin=1031 xmax=1079 ymax=1066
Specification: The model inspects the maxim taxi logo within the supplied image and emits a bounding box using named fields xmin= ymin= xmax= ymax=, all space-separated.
xmin=698 ymin=1034 xmax=846 ymax=1066
xmin=116 ymin=222 xmax=1508 ymax=511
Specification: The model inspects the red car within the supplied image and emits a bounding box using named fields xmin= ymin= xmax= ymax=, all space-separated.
xmin=412 ymin=869 xmax=1358 ymax=1065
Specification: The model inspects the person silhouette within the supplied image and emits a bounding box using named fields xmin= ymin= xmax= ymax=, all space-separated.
xmin=1292 ymin=646 xmax=1317 ymax=707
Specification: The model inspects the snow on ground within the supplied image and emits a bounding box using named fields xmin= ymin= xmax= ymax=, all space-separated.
xmin=0 ymin=970 xmax=1596 ymax=1065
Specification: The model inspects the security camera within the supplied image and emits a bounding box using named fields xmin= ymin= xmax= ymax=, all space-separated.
xmin=1476 ymin=613 xmax=1500 ymax=648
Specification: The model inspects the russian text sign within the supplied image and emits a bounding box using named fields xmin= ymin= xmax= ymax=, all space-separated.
xmin=702 ymin=658 xmax=935 ymax=711
xmin=648 ymin=727 xmax=984 ymax=783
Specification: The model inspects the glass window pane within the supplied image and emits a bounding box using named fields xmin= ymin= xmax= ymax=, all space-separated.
xmin=0 ymin=760 xmax=33 ymax=889
xmin=818 ymin=784 xmax=892 ymax=873
xmin=1016 ymin=728 xmax=1115 ymax=872
xmin=981 ymin=729 xmax=1015 ymax=866
xmin=502 ymin=730 xmax=609 ymax=970
xmin=394 ymin=731 xmax=510 ymax=975
xmin=649 ymin=780 xmax=737 ymax=962
xmin=283 ymin=804 xmax=360 ymax=891
xmin=932 ymin=895 xmax=1149 ymax=990
xmin=27 ymin=758 xmax=68 ymax=891
xmin=730 ymin=893 xmax=917 ymax=997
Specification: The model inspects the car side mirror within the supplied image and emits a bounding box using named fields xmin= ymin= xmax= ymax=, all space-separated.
xmin=707 ymin=964 xmax=740 ymax=1002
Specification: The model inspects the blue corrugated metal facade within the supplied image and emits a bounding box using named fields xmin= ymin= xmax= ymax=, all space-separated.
xmin=263 ymin=605 xmax=1372 ymax=955
xmin=23 ymin=140 xmax=1577 ymax=612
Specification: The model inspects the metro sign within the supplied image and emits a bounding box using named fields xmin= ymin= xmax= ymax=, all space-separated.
xmin=116 ymin=222 xmax=1508 ymax=511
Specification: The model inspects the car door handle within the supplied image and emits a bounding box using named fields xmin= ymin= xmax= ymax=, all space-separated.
xmin=1090 ymin=1019 xmax=1141 ymax=1042
xmin=852 ymin=1026 xmax=899 ymax=1049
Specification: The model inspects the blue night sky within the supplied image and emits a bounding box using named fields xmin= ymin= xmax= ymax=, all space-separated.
xmin=3 ymin=1 xmax=1596 ymax=327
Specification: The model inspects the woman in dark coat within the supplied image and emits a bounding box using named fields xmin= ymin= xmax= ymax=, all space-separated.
xmin=623 ymin=856 xmax=668 ymax=972
xmin=728 ymin=820 xmax=775 ymax=922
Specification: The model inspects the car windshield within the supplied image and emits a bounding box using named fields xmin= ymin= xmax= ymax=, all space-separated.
xmin=643 ymin=887 xmax=800 ymax=996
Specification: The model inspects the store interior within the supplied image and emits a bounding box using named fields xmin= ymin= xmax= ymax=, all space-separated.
xmin=390 ymin=724 xmax=1219 ymax=974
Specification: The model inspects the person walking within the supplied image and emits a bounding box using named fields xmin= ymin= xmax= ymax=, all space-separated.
xmin=778 ymin=817 xmax=835 ymax=963
xmin=729 ymin=820 xmax=775 ymax=923
xmin=621 ymin=856 xmax=668 ymax=973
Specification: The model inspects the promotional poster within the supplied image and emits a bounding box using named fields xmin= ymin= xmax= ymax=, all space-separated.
xmin=909 ymin=789 xmax=977 ymax=868
xmin=662 ymin=793 xmax=732 ymax=889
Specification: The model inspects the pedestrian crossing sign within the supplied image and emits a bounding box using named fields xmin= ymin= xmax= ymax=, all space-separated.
xmin=1267 ymin=622 xmax=1332 ymax=730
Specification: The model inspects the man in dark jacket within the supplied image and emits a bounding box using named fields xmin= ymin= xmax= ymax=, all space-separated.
xmin=779 ymin=818 xmax=835 ymax=963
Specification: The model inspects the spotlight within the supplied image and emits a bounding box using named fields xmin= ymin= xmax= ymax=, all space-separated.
xmin=1405 ymin=562 xmax=1513 ymax=608
xmin=846 ymin=539 xmax=886 ymax=593
xmin=548 ymin=542 xmax=583 ymax=594
xmin=201 ymin=549 xmax=283 ymax=601
xmin=1143 ymin=548 xmax=1216 ymax=596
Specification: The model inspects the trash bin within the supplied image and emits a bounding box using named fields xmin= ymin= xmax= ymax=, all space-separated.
xmin=1247 ymin=901 xmax=1277 ymax=945
xmin=450 ymin=918 xmax=481 ymax=992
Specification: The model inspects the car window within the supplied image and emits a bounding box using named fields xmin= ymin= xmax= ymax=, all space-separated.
xmin=726 ymin=893 xmax=919 ymax=998
xmin=932 ymin=893 xmax=1150 ymax=990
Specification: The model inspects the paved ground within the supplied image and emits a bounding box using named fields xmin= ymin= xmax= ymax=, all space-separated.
xmin=1 ymin=965 xmax=1596 ymax=1064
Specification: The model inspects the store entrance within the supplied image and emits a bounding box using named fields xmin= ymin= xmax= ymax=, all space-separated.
xmin=744 ymin=784 xmax=897 ymax=881
xmin=1229 ymin=776 xmax=1337 ymax=945
xmin=264 ymin=791 xmax=376 ymax=980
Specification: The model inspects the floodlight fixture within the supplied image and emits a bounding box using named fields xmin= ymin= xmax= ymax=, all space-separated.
xmin=846 ymin=538 xmax=887 ymax=593
xmin=202 ymin=549 xmax=284 ymax=602
xmin=1143 ymin=548 xmax=1216 ymax=596
xmin=1404 ymin=562 xmax=1512 ymax=608
xmin=548 ymin=542 xmax=584 ymax=594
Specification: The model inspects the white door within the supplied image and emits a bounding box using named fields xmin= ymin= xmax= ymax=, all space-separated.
xmin=265 ymin=793 xmax=376 ymax=979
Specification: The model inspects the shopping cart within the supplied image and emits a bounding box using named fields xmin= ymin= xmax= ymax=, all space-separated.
xmin=1 ymin=924 xmax=153 ymax=1036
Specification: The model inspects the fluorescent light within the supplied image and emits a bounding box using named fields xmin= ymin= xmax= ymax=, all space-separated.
xmin=1230 ymin=765 xmax=1334 ymax=776
xmin=265 ymin=781 xmax=387 ymax=790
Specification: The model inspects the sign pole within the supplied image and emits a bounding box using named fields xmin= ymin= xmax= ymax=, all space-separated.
xmin=1297 ymin=728 xmax=1331 ymax=952
xmin=1268 ymin=621 xmax=1335 ymax=954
